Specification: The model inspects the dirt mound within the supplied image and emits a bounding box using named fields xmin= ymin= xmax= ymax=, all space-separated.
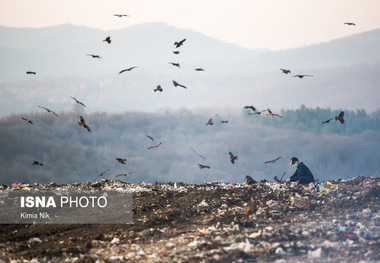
xmin=1 ymin=176 xmax=379 ymax=262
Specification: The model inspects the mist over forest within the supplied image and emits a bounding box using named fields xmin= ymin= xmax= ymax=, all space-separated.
xmin=1 ymin=106 xmax=379 ymax=186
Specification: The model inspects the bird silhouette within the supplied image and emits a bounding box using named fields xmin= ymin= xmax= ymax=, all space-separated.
xmin=195 ymin=68 xmax=205 ymax=71
xmin=113 ymin=14 xmax=129 ymax=17
xmin=26 ymin=71 xmax=36 ymax=75
xmin=103 ymin=36 xmax=111 ymax=44
xmin=267 ymin=108 xmax=282 ymax=118
xmin=169 ymin=62 xmax=180 ymax=68
xmin=78 ymin=116 xmax=91 ymax=132
xmin=335 ymin=111 xmax=345 ymax=124
xmin=147 ymin=142 xmax=163 ymax=150
xmin=115 ymin=172 xmax=134 ymax=177
xmin=94 ymin=169 xmax=110 ymax=181
xmin=344 ymin=22 xmax=356 ymax=26
xmin=146 ymin=135 xmax=154 ymax=141
xmin=116 ymin=158 xmax=127 ymax=164
xmin=198 ymin=164 xmax=210 ymax=169
xmin=119 ymin=67 xmax=138 ymax=74
xmin=274 ymin=172 xmax=286 ymax=183
xmin=38 ymin=106 xmax=59 ymax=117
xmin=206 ymin=118 xmax=214 ymax=125
xmin=243 ymin=106 xmax=257 ymax=112
xmin=322 ymin=111 xmax=345 ymax=124
xmin=172 ymin=80 xmax=187 ymax=89
xmin=293 ymin=74 xmax=313 ymax=79
xmin=86 ymin=54 xmax=102 ymax=59
xmin=71 ymin=96 xmax=86 ymax=107
xmin=229 ymin=152 xmax=237 ymax=164
xmin=32 ymin=161 xmax=43 ymax=166
xmin=21 ymin=117 xmax=33 ymax=124
xmin=280 ymin=68 xmax=291 ymax=74
xmin=220 ymin=120 xmax=229 ymax=124
xmin=173 ymin=51 xmax=180 ymax=55
xmin=264 ymin=156 xmax=282 ymax=164
xmin=154 ymin=85 xmax=163 ymax=92
xmin=243 ymin=106 xmax=267 ymax=115
xmin=190 ymin=147 xmax=206 ymax=160
xmin=321 ymin=117 xmax=334 ymax=124
xmin=174 ymin=38 xmax=186 ymax=48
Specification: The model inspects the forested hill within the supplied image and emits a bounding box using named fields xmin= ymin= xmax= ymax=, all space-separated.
xmin=1 ymin=106 xmax=379 ymax=185
xmin=246 ymin=105 xmax=380 ymax=135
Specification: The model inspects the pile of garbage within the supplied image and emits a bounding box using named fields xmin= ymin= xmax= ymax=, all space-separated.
xmin=1 ymin=175 xmax=379 ymax=262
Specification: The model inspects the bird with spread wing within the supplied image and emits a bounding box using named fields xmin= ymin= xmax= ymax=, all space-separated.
xmin=229 ymin=152 xmax=238 ymax=164
xmin=172 ymin=80 xmax=187 ymax=89
xmin=38 ymin=106 xmax=59 ymax=117
xmin=71 ymin=96 xmax=86 ymax=107
xmin=264 ymin=156 xmax=282 ymax=164
xmin=119 ymin=67 xmax=138 ymax=74
xmin=78 ymin=116 xmax=91 ymax=132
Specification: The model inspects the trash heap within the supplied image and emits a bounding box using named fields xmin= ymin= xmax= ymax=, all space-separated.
xmin=1 ymin=175 xmax=379 ymax=262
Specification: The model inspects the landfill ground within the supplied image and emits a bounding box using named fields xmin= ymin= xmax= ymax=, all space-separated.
xmin=1 ymin=175 xmax=379 ymax=263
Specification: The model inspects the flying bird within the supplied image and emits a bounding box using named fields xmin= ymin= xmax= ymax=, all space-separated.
xmin=115 ymin=172 xmax=134 ymax=177
xmin=173 ymin=51 xmax=180 ymax=55
xmin=267 ymin=108 xmax=282 ymax=118
xmin=335 ymin=111 xmax=345 ymax=124
xmin=243 ymin=106 xmax=267 ymax=115
xmin=243 ymin=106 xmax=257 ymax=112
xmin=264 ymin=156 xmax=282 ymax=164
xmin=206 ymin=118 xmax=213 ymax=125
xmin=71 ymin=96 xmax=86 ymax=107
xmin=169 ymin=62 xmax=180 ymax=68
xmin=172 ymin=80 xmax=187 ymax=89
xmin=174 ymin=38 xmax=186 ymax=48
xmin=280 ymin=68 xmax=291 ymax=74
xmin=78 ymin=116 xmax=91 ymax=132
xmin=154 ymin=85 xmax=163 ymax=92
xmin=195 ymin=68 xmax=205 ymax=71
xmin=103 ymin=36 xmax=111 ymax=44
xmin=94 ymin=169 xmax=110 ymax=181
xmin=38 ymin=106 xmax=59 ymax=117
xmin=113 ymin=14 xmax=129 ymax=17
xmin=32 ymin=161 xmax=43 ymax=166
xmin=321 ymin=111 xmax=345 ymax=124
xmin=146 ymin=135 xmax=154 ymax=141
xmin=21 ymin=117 xmax=33 ymax=124
xmin=274 ymin=172 xmax=286 ymax=183
xmin=190 ymin=147 xmax=206 ymax=160
xmin=198 ymin=164 xmax=210 ymax=169
xmin=119 ymin=67 xmax=138 ymax=74
xmin=116 ymin=158 xmax=127 ymax=164
xmin=292 ymin=74 xmax=313 ymax=79
xmin=229 ymin=152 xmax=237 ymax=164
xmin=344 ymin=22 xmax=356 ymax=26
xmin=26 ymin=71 xmax=36 ymax=75
xmin=86 ymin=54 xmax=102 ymax=59
xmin=220 ymin=120 xmax=229 ymax=124
xmin=147 ymin=142 xmax=163 ymax=150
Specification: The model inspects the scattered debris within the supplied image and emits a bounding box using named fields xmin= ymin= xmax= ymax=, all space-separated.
xmin=1 ymin=175 xmax=379 ymax=262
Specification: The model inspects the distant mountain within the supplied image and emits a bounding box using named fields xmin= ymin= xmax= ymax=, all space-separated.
xmin=240 ymin=28 xmax=380 ymax=71
xmin=1 ymin=23 xmax=379 ymax=81
xmin=0 ymin=23 xmax=262 ymax=81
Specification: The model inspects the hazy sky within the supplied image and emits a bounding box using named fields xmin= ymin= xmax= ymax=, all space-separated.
xmin=1 ymin=0 xmax=379 ymax=50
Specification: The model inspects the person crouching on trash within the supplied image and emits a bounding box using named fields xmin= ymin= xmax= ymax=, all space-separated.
xmin=286 ymin=157 xmax=314 ymax=185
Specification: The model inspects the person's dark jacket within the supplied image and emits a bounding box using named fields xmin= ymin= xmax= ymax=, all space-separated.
xmin=290 ymin=162 xmax=314 ymax=184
